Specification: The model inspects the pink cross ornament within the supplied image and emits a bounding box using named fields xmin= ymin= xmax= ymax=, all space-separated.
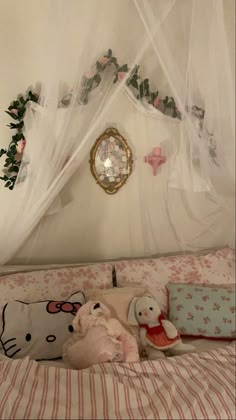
xmin=144 ymin=147 xmax=167 ymax=176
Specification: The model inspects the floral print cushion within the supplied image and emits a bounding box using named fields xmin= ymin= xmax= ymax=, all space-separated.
xmin=0 ymin=264 xmax=113 ymax=317
xmin=115 ymin=248 xmax=235 ymax=313
xmin=167 ymin=283 xmax=236 ymax=339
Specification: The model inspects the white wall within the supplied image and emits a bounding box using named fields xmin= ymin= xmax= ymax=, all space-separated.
xmin=0 ymin=0 xmax=234 ymax=264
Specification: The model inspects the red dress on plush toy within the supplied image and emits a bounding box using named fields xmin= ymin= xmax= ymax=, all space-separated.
xmin=140 ymin=313 xmax=181 ymax=350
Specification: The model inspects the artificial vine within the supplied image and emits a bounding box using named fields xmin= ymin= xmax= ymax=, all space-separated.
xmin=0 ymin=91 xmax=38 ymax=189
xmin=61 ymin=48 xmax=181 ymax=120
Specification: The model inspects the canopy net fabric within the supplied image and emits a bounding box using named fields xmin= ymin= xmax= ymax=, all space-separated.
xmin=0 ymin=0 xmax=235 ymax=264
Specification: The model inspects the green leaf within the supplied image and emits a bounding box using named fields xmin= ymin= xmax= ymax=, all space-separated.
xmin=8 ymin=165 xmax=19 ymax=173
xmin=96 ymin=61 xmax=102 ymax=72
xmin=94 ymin=73 xmax=101 ymax=84
xmin=0 ymin=149 xmax=7 ymax=157
xmin=5 ymin=181 xmax=11 ymax=188
xmin=5 ymin=110 xmax=19 ymax=120
xmin=118 ymin=64 xmax=128 ymax=72
xmin=129 ymin=78 xmax=139 ymax=90
xmin=110 ymin=57 xmax=119 ymax=69
xmin=139 ymin=82 xmax=144 ymax=98
xmin=143 ymin=79 xmax=150 ymax=96
xmin=7 ymin=121 xmax=24 ymax=130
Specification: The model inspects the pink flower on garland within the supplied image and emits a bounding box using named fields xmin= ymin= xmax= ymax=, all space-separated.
xmin=85 ymin=71 xmax=95 ymax=79
xmin=117 ymin=72 xmax=127 ymax=81
xmin=153 ymin=97 xmax=161 ymax=108
xmin=16 ymin=139 xmax=26 ymax=154
xmin=99 ymin=56 xmax=109 ymax=65
xmin=11 ymin=108 xmax=18 ymax=116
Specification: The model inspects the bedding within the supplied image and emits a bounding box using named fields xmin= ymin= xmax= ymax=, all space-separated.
xmin=167 ymin=283 xmax=236 ymax=339
xmin=0 ymin=343 xmax=235 ymax=419
xmin=0 ymin=250 xmax=235 ymax=419
xmin=114 ymin=248 xmax=235 ymax=313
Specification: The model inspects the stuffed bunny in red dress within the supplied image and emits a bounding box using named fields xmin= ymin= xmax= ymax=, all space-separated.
xmin=128 ymin=294 xmax=195 ymax=359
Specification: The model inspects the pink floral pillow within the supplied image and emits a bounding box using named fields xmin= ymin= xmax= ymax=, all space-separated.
xmin=115 ymin=248 xmax=235 ymax=313
xmin=0 ymin=263 xmax=113 ymax=319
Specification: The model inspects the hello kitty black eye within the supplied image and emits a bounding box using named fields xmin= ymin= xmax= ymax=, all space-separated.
xmin=149 ymin=307 xmax=153 ymax=311
xmin=68 ymin=325 xmax=74 ymax=333
xmin=139 ymin=311 xmax=142 ymax=316
xmin=25 ymin=333 xmax=31 ymax=342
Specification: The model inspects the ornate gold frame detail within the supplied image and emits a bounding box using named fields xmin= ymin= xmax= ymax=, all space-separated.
xmin=89 ymin=127 xmax=133 ymax=194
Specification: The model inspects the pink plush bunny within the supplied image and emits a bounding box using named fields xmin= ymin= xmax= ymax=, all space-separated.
xmin=63 ymin=301 xmax=139 ymax=369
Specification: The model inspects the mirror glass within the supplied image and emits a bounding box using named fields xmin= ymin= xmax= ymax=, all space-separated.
xmin=90 ymin=128 xmax=133 ymax=194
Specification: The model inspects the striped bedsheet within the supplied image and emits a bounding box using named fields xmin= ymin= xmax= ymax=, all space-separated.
xmin=0 ymin=343 xmax=235 ymax=420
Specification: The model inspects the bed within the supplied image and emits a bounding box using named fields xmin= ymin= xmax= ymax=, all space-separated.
xmin=0 ymin=248 xmax=235 ymax=420
xmin=0 ymin=342 xmax=235 ymax=420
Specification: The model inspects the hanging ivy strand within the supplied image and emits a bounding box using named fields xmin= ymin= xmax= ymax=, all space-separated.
xmin=62 ymin=48 xmax=182 ymax=120
xmin=0 ymin=91 xmax=38 ymax=190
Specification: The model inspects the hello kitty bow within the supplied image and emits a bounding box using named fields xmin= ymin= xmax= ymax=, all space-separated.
xmin=47 ymin=300 xmax=82 ymax=316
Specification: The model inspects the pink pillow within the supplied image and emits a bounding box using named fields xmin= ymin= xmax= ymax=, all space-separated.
xmin=114 ymin=248 xmax=235 ymax=313
xmin=0 ymin=263 xmax=113 ymax=317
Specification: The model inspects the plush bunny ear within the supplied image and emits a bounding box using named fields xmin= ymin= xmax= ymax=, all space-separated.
xmin=127 ymin=296 xmax=139 ymax=326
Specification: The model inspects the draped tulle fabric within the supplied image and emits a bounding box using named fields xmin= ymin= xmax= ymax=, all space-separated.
xmin=0 ymin=0 xmax=234 ymax=264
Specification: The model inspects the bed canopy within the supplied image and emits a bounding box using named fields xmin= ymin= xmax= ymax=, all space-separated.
xmin=0 ymin=0 xmax=234 ymax=264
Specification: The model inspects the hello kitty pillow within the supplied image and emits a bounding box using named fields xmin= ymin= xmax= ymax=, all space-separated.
xmin=0 ymin=291 xmax=85 ymax=360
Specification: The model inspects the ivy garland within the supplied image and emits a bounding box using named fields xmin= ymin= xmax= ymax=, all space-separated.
xmin=0 ymin=49 xmax=215 ymax=190
xmin=0 ymin=91 xmax=38 ymax=190
xmin=61 ymin=48 xmax=181 ymax=119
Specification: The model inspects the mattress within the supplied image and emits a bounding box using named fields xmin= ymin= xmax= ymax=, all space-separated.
xmin=0 ymin=342 xmax=235 ymax=419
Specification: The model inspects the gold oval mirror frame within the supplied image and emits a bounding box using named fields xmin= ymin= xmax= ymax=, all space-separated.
xmin=89 ymin=127 xmax=133 ymax=194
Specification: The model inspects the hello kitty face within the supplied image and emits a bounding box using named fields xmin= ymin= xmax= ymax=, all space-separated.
xmin=134 ymin=296 xmax=161 ymax=324
xmin=0 ymin=291 xmax=85 ymax=360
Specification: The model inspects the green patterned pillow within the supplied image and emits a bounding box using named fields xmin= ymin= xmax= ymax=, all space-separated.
xmin=167 ymin=283 xmax=236 ymax=339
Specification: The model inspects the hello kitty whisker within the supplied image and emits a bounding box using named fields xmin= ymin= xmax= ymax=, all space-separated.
xmin=3 ymin=337 xmax=16 ymax=346
xmin=8 ymin=348 xmax=21 ymax=358
xmin=5 ymin=344 xmax=16 ymax=352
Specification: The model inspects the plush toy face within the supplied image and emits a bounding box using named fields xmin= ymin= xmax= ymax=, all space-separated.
xmin=90 ymin=302 xmax=111 ymax=319
xmin=135 ymin=296 xmax=161 ymax=324
xmin=128 ymin=294 xmax=162 ymax=326
xmin=73 ymin=301 xmax=111 ymax=333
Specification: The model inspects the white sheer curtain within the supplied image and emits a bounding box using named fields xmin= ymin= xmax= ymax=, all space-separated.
xmin=0 ymin=0 xmax=234 ymax=264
